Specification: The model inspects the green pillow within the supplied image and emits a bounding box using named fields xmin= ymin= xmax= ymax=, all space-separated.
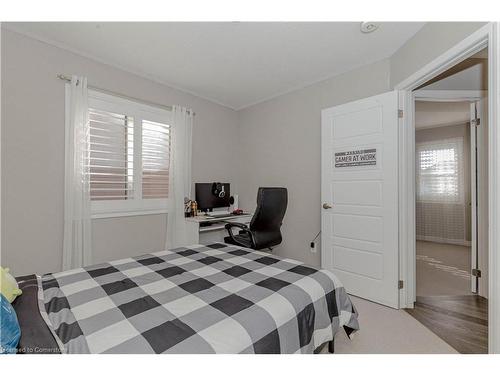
xmin=0 ymin=267 xmax=22 ymax=303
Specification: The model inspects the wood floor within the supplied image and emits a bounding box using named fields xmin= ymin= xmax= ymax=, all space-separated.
xmin=405 ymin=295 xmax=488 ymax=354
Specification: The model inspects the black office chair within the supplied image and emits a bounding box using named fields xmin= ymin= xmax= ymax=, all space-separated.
xmin=224 ymin=187 xmax=288 ymax=251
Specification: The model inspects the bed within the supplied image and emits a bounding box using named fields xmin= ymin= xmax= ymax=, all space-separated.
xmin=13 ymin=242 xmax=358 ymax=354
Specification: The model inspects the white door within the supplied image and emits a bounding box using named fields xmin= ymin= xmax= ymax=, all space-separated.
xmin=470 ymin=99 xmax=489 ymax=296
xmin=321 ymin=91 xmax=399 ymax=308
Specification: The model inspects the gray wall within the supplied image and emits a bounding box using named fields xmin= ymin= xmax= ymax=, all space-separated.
xmin=1 ymin=29 xmax=239 ymax=276
xmin=390 ymin=22 xmax=486 ymax=87
xmin=237 ymin=59 xmax=391 ymax=266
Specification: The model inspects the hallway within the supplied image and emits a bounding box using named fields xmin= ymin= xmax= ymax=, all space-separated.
xmin=416 ymin=240 xmax=472 ymax=296
xmin=407 ymin=240 xmax=488 ymax=353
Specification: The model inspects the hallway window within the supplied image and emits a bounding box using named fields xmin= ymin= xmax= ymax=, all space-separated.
xmin=416 ymin=137 xmax=464 ymax=203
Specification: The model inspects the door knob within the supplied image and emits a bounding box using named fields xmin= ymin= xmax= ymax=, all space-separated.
xmin=323 ymin=203 xmax=332 ymax=209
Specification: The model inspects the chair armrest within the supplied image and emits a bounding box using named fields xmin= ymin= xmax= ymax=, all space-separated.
xmin=224 ymin=222 xmax=255 ymax=248
xmin=224 ymin=222 xmax=248 ymax=230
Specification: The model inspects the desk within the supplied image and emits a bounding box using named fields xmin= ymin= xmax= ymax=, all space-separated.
xmin=185 ymin=213 xmax=253 ymax=244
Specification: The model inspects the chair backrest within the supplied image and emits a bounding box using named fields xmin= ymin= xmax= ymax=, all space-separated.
xmin=249 ymin=187 xmax=288 ymax=249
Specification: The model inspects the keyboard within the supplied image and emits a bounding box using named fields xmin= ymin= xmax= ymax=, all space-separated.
xmin=207 ymin=213 xmax=233 ymax=219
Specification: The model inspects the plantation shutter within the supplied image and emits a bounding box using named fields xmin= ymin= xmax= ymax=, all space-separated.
xmin=141 ymin=119 xmax=171 ymax=199
xmin=89 ymin=108 xmax=134 ymax=200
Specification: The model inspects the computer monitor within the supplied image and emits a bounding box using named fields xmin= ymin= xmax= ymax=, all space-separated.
xmin=195 ymin=183 xmax=231 ymax=212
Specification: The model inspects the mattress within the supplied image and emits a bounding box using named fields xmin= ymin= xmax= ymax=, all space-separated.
xmin=20 ymin=243 xmax=359 ymax=353
xmin=12 ymin=275 xmax=60 ymax=354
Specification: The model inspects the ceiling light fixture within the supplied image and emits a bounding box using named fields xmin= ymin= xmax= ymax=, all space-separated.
xmin=360 ymin=22 xmax=379 ymax=34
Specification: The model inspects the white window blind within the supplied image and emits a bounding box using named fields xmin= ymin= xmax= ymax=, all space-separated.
xmin=416 ymin=137 xmax=464 ymax=203
xmin=142 ymin=120 xmax=171 ymax=199
xmin=89 ymin=109 xmax=134 ymax=201
xmin=82 ymin=90 xmax=172 ymax=217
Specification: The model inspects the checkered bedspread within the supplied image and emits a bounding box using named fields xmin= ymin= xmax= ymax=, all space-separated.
xmin=39 ymin=243 xmax=358 ymax=354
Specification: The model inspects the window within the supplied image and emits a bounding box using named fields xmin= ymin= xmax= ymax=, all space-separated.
xmin=416 ymin=137 xmax=464 ymax=203
xmin=85 ymin=90 xmax=172 ymax=217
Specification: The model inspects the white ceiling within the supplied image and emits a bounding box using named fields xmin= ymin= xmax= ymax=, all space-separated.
xmin=6 ymin=22 xmax=425 ymax=110
xmin=415 ymin=101 xmax=471 ymax=129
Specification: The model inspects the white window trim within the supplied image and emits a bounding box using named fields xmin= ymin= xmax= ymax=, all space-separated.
xmin=65 ymin=87 xmax=173 ymax=219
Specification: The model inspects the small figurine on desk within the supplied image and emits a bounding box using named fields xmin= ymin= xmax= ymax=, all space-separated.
xmin=184 ymin=198 xmax=192 ymax=218
xmin=191 ymin=200 xmax=198 ymax=217
xmin=232 ymin=209 xmax=244 ymax=215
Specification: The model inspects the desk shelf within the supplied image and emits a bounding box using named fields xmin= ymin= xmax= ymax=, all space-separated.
xmin=185 ymin=214 xmax=252 ymax=244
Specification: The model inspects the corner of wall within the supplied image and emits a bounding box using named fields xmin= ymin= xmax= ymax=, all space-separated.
xmin=389 ymin=22 xmax=487 ymax=88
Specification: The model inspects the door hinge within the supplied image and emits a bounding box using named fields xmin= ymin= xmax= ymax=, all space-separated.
xmin=471 ymin=118 xmax=480 ymax=126
xmin=472 ymin=269 xmax=482 ymax=278
xmin=398 ymin=280 xmax=404 ymax=289
xmin=398 ymin=109 xmax=404 ymax=118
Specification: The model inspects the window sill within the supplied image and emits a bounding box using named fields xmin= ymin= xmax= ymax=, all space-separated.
xmin=91 ymin=209 xmax=169 ymax=219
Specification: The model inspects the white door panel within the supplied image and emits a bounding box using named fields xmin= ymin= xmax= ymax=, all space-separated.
xmin=332 ymin=180 xmax=383 ymax=207
xmin=333 ymin=246 xmax=384 ymax=279
xmin=332 ymin=214 xmax=383 ymax=243
xmin=321 ymin=91 xmax=399 ymax=308
xmin=332 ymin=106 xmax=383 ymax=139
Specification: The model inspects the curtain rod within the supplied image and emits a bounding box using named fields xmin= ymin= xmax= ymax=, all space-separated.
xmin=57 ymin=74 xmax=195 ymax=116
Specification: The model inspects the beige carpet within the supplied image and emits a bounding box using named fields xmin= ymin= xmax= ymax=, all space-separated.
xmin=416 ymin=240 xmax=472 ymax=296
xmin=331 ymin=296 xmax=458 ymax=354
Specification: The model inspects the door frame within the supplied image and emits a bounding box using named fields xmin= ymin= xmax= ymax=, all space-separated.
xmin=414 ymin=90 xmax=487 ymax=294
xmin=395 ymin=22 xmax=500 ymax=354
xmin=414 ymin=89 xmax=487 ymax=102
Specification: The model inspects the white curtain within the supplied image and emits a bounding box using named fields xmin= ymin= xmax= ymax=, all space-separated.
xmin=416 ymin=137 xmax=467 ymax=244
xmin=62 ymin=76 xmax=92 ymax=270
xmin=166 ymin=105 xmax=193 ymax=249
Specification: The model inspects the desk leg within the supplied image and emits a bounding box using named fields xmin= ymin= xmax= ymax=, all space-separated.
xmin=185 ymin=221 xmax=200 ymax=244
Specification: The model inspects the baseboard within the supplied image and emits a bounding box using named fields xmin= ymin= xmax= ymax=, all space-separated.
xmin=416 ymin=235 xmax=471 ymax=247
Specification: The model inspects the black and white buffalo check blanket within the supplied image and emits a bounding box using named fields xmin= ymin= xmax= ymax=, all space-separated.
xmin=39 ymin=243 xmax=358 ymax=354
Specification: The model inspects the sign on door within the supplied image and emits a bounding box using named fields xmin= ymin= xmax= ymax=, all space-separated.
xmin=334 ymin=148 xmax=377 ymax=168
